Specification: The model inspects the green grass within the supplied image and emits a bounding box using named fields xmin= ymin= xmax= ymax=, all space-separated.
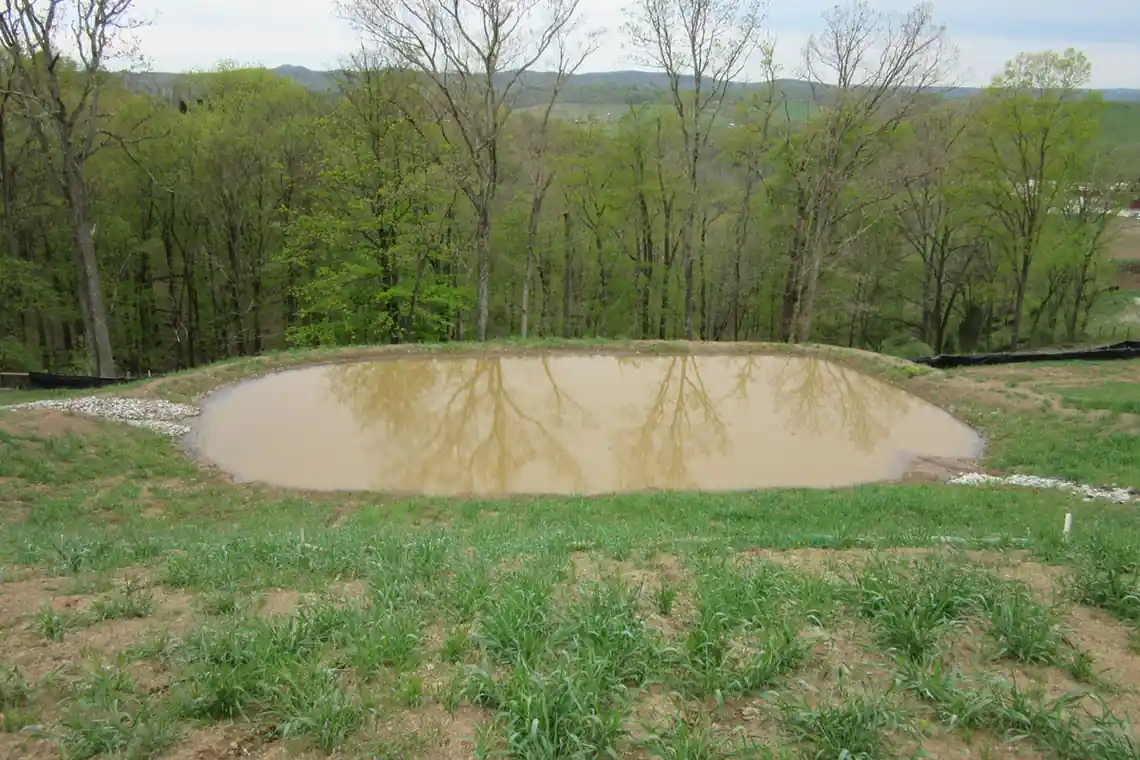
xmin=0 ymin=666 xmax=40 ymax=733
xmin=1047 ymin=381 xmax=1140 ymax=416
xmin=2 ymin=346 xmax=1140 ymax=756
xmin=983 ymin=591 xmax=1065 ymax=665
xmin=1098 ymin=101 xmax=1140 ymax=150
xmin=902 ymin=664 xmax=1138 ymax=760
xmin=0 ymin=388 xmax=81 ymax=406
xmin=939 ymin=359 xmax=1140 ymax=487
xmin=57 ymin=665 xmax=179 ymax=759
xmin=786 ymin=689 xmax=903 ymax=759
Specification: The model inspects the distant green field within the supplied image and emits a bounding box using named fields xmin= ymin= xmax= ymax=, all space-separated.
xmin=1099 ymin=101 xmax=1140 ymax=149
xmin=533 ymin=98 xmax=1139 ymax=152
xmin=523 ymin=98 xmax=815 ymax=127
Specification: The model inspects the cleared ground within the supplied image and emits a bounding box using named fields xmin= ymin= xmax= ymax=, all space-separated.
xmin=1 ymin=341 xmax=1140 ymax=759
xmin=1109 ymin=219 xmax=1140 ymax=263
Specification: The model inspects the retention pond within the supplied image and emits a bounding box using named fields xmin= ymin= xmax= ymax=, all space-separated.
xmin=194 ymin=353 xmax=982 ymax=495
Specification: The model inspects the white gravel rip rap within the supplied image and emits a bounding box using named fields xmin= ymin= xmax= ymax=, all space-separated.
xmin=948 ymin=472 xmax=1136 ymax=504
xmin=3 ymin=396 xmax=199 ymax=437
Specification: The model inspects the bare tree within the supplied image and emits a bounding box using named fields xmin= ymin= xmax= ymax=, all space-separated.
xmin=0 ymin=0 xmax=142 ymax=377
xmin=888 ymin=102 xmax=981 ymax=353
xmin=624 ymin=0 xmax=765 ymax=340
xmin=519 ymin=30 xmax=597 ymax=338
xmin=341 ymin=0 xmax=583 ymax=341
xmin=775 ymin=0 xmax=951 ymax=343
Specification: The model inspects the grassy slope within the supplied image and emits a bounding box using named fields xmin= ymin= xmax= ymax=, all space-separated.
xmin=1099 ymin=101 xmax=1140 ymax=150
xmin=1093 ymin=219 xmax=1140 ymax=343
xmin=2 ymin=342 xmax=1140 ymax=759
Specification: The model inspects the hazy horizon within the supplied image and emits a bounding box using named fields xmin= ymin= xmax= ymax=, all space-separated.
xmin=129 ymin=0 xmax=1140 ymax=89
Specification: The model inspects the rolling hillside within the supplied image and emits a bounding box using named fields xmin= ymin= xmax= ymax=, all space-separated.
xmin=123 ymin=65 xmax=1140 ymax=145
xmin=126 ymin=64 xmax=1140 ymax=103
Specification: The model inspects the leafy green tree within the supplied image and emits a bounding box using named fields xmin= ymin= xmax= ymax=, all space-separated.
xmin=974 ymin=48 xmax=1102 ymax=350
xmin=0 ymin=0 xmax=143 ymax=376
xmin=341 ymin=0 xmax=586 ymax=341
xmin=280 ymin=67 xmax=465 ymax=346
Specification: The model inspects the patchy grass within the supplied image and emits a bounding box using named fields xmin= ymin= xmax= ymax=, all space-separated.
xmin=1046 ymin=381 xmax=1140 ymax=416
xmin=1 ymin=344 xmax=1140 ymax=757
xmin=934 ymin=358 xmax=1140 ymax=486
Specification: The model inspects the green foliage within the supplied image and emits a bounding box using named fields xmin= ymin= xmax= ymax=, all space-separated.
xmin=786 ymin=690 xmax=902 ymax=759
xmin=59 ymin=666 xmax=179 ymax=759
xmin=279 ymin=89 xmax=469 ymax=346
xmin=984 ymin=592 xmax=1064 ymax=664
xmin=1068 ymin=530 xmax=1140 ymax=621
xmin=464 ymin=653 xmax=626 ymax=758
xmin=851 ymin=556 xmax=996 ymax=661
xmin=2 ymin=36 xmax=1133 ymax=371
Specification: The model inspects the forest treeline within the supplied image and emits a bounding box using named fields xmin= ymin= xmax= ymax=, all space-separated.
xmin=0 ymin=0 xmax=1138 ymax=376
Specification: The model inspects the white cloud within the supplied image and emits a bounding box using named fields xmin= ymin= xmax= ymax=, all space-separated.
xmin=129 ymin=0 xmax=1140 ymax=88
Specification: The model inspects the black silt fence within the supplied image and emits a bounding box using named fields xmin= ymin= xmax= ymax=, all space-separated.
xmin=912 ymin=341 xmax=1140 ymax=369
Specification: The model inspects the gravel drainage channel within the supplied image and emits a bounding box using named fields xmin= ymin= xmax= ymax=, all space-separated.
xmin=3 ymin=396 xmax=199 ymax=437
xmin=948 ymin=472 xmax=1137 ymax=504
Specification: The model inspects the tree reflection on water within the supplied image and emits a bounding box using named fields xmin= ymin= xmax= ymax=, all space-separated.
xmin=326 ymin=356 xmax=588 ymax=494
xmin=322 ymin=353 xmax=921 ymax=494
xmin=612 ymin=356 xmax=730 ymax=491
xmin=766 ymin=356 xmax=911 ymax=453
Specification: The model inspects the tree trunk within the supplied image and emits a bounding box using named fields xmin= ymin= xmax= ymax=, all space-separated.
xmin=795 ymin=252 xmax=823 ymax=343
xmin=475 ymin=202 xmax=491 ymax=341
xmin=682 ymin=204 xmax=696 ymax=340
xmin=636 ymin=187 xmax=654 ymax=339
xmin=66 ymin=166 xmax=116 ymax=377
xmin=225 ymin=220 xmax=245 ymax=355
xmin=561 ymin=211 xmax=572 ymax=339
xmin=1066 ymin=250 xmax=1096 ymax=343
xmin=538 ymin=234 xmax=552 ymax=336
xmin=778 ymin=250 xmax=801 ymax=342
xmin=520 ymin=187 xmax=545 ymax=339
xmin=698 ymin=212 xmax=710 ymax=340
xmin=1010 ymin=250 xmax=1032 ymax=351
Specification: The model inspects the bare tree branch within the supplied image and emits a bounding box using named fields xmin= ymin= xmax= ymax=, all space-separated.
xmin=339 ymin=0 xmax=592 ymax=340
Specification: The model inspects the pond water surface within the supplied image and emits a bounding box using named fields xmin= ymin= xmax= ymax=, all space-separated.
xmin=194 ymin=353 xmax=982 ymax=495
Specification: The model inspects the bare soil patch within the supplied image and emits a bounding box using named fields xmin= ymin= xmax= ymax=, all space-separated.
xmin=0 ymin=733 xmax=58 ymax=760
xmin=902 ymin=455 xmax=978 ymax=483
xmin=256 ymin=589 xmax=302 ymax=616
xmin=0 ymin=409 xmax=105 ymax=437
xmin=0 ymin=577 xmax=69 ymax=622
xmin=164 ymin=724 xmax=271 ymax=760
xmin=1118 ymin=261 xmax=1140 ymax=289
xmin=369 ymin=704 xmax=491 ymax=759
xmin=905 ymin=727 xmax=1046 ymax=759
xmin=1109 ymin=221 xmax=1140 ymax=262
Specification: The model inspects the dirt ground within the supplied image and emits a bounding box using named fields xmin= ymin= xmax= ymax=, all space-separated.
xmin=1118 ymin=261 xmax=1140 ymax=291
xmin=1110 ymin=219 xmax=1140 ymax=262
xmin=4 ymin=549 xmax=1140 ymax=759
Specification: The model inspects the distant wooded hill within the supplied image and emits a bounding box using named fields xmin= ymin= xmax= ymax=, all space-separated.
xmin=123 ymin=64 xmax=1140 ymax=103
xmin=121 ymin=64 xmax=1140 ymax=150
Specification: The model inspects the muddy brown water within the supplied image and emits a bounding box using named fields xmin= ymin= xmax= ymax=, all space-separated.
xmin=194 ymin=354 xmax=982 ymax=495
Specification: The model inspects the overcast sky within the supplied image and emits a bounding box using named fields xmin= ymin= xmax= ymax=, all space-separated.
xmin=131 ymin=0 xmax=1140 ymax=89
